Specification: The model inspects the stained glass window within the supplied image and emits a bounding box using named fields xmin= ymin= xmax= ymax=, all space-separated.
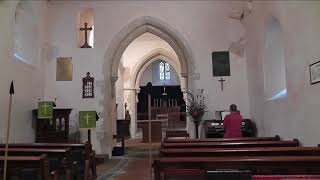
xmin=160 ymin=62 xmax=165 ymax=80
xmin=160 ymin=62 xmax=170 ymax=80
xmin=165 ymin=63 xmax=170 ymax=80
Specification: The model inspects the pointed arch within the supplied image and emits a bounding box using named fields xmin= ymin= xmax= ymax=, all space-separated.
xmin=102 ymin=16 xmax=193 ymax=154
xmin=129 ymin=48 xmax=182 ymax=89
xmin=104 ymin=16 xmax=192 ymax=82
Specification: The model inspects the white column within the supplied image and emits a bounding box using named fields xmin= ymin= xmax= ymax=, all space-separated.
xmin=181 ymin=74 xmax=193 ymax=138
xmin=128 ymin=89 xmax=138 ymax=138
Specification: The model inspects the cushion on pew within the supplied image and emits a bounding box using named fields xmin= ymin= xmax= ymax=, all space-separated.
xmin=162 ymin=169 xmax=205 ymax=180
xmin=207 ymin=169 xmax=252 ymax=180
xmin=252 ymin=175 xmax=320 ymax=180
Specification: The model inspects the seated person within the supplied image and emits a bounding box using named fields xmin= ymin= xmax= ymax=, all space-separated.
xmin=223 ymin=104 xmax=242 ymax=138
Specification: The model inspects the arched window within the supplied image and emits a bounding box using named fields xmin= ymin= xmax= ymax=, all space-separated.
xmin=263 ymin=17 xmax=287 ymax=100
xmin=78 ymin=8 xmax=94 ymax=48
xmin=14 ymin=1 xmax=39 ymax=65
xmin=159 ymin=61 xmax=170 ymax=80
xmin=165 ymin=62 xmax=170 ymax=80
xmin=160 ymin=62 xmax=165 ymax=80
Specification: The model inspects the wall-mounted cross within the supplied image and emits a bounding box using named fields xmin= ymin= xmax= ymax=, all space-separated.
xmin=218 ymin=78 xmax=226 ymax=91
xmin=80 ymin=22 xmax=93 ymax=48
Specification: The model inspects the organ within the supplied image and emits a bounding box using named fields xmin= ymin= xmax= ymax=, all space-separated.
xmin=203 ymin=119 xmax=256 ymax=138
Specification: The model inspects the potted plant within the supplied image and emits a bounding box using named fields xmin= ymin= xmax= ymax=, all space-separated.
xmin=185 ymin=89 xmax=207 ymax=138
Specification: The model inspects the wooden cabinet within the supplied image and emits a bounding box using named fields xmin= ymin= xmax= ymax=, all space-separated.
xmin=32 ymin=109 xmax=72 ymax=143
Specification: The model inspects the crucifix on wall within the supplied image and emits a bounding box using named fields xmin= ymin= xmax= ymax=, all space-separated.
xmin=218 ymin=78 xmax=226 ymax=91
xmin=80 ymin=22 xmax=93 ymax=48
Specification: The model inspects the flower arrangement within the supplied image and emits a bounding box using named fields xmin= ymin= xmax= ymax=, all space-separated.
xmin=185 ymin=89 xmax=207 ymax=122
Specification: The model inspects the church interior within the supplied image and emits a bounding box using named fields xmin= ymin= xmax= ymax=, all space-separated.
xmin=0 ymin=0 xmax=320 ymax=180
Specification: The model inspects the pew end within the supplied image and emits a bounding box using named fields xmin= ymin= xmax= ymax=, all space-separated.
xmin=293 ymin=138 xmax=300 ymax=146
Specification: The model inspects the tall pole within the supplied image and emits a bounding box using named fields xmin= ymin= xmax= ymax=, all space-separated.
xmin=146 ymin=82 xmax=152 ymax=179
xmin=148 ymin=94 xmax=151 ymax=143
xmin=3 ymin=81 xmax=14 ymax=180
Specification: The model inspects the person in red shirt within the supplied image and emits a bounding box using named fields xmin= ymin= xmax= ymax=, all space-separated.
xmin=223 ymin=104 xmax=242 ymax=138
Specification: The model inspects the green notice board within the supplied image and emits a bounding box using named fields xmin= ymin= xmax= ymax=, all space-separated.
xmin=38 ymin=101 xmax=53 ymax=119
xmin=79 ymin=111 xmax=96 ymax=129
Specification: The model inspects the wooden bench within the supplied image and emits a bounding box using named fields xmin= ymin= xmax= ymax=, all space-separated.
xmin=0 ymin=148 xmax=73 ymax=180
xmin=160 ymin=146 xmax=320 ymax=157
xmin=0 ymin=155 xmax=58 ymax=180
xmin=153 ymin=156 xmax=320 ymax=180
xmin=161 ymin=140 xmax=300 ymax=149
xmin=0 ymin=142 xmax=96 ymax=179
xmin=164 ymin=135 xmax=280 ymax=143
xmin=165 ymin=131 xmax=189 ymax=139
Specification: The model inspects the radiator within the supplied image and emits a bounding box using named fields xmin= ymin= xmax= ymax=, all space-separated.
xmin=207 ymin=169 xmax=252 ymax=180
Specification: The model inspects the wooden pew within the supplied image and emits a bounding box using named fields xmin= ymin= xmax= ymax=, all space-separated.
xmin=0 ymin=148 xmax=73 ymax=180
xmin=164 ymin=135 xmax=280 ymax=143
xmin=0 ymin=142 xmax=96 ymax=179
xmin=0 ymin=155 xmax=58 ymax=180
xmin=165 ymin=131 xmax=189 ymax=139
xmin=161 ymin=140 xmax=300 ymax=149
xmin=160 ymin=146 xmax=320 ymax=157
xmin=153 ymin=156 xmax=320 ymax=180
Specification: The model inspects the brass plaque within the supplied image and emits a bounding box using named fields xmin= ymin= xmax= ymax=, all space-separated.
xmin=56 ymin=57 xmax=73 ymax=81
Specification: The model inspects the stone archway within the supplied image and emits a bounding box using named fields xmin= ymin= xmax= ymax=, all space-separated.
xmin=102 ymin=16 xmax=193 ymax=154
xmin=125 ymin=48 xmax=183 ymax=137
xmin=129 ymin=48 xmax=182 ymax=89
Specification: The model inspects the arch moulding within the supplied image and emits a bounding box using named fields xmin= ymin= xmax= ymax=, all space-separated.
xmin=106 ymin=16 xmax=192 ymax=82
xmin=129 ymin=48 xmax=182 ymax=90
xmin=102 ymin=16 xmax=194 ymax=154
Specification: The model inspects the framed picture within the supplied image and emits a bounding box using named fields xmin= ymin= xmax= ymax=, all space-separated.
xmin=212 ymin=51 xmax=230 ymax=76
xmin=310 ymin=60 xmax=320 ymax=85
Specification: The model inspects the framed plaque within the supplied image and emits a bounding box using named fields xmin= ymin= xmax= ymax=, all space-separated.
xmin=56 ymin=57 xmax=73 ymax=81
xmin=212 ymin=51 xmax=230 ymax=76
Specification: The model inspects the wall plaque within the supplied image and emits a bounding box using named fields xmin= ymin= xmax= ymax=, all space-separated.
xmin=56 ymin=57 xmax=73 ymax=81
xmin=212 ymin=51 xmax=230 ymax=76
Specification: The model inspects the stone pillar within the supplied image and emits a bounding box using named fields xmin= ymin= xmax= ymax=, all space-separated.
xmin=127 ymin=89 xmax=138 ymax=138
xmin=181 ymin=73 xmax=191 ymax=136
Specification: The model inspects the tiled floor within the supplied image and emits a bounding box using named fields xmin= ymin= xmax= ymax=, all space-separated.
xmin=97 ymin=137 xmax=160 ymax=180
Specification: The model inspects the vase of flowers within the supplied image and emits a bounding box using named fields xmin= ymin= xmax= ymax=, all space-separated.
xmin=185 ymin=89 xmax=207 ymax=139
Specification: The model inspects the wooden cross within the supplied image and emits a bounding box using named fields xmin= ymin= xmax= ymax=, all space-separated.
xmin=218 ymin=78 xmax=226 ymax=91
xmin=80 ymin=22 xmax=93 ymax=48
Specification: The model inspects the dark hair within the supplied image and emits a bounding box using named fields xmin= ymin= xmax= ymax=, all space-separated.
xmin=230 ymin=104 xmax=237 ymax=112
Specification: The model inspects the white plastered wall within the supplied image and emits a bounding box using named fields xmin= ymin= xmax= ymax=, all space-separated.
xmin=0 ymin=0 xmax=48 ymax=143
xmin=244 ymin=1 xmax=320 ymax=145
xmin=43 ymin=1 xmax=250 ymax=155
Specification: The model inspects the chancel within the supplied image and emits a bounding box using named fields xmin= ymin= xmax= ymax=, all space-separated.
xmin=1 ymin=0 xmax=320 ymax=179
